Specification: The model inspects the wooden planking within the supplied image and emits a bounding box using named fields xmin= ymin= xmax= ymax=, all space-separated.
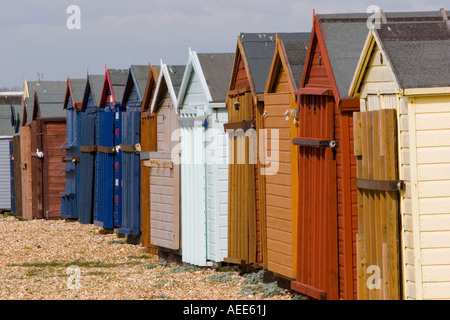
xmin=292 ymin=94 xmax=339 ymax=299
xmin=13 ymin=136 xmax=23 ymax=218
xmin=146 ymin=96 xmax=180 ymax=252
xmin=226 ymin=88 xmax=257 ymax=264
xmin=262 ymin=77 xmax=296 ymax=278
xmin=354 ymin=109 xmax=401 ymax=300
xmin=43 ymin=120 xmax=66 ymax=218
xmin=30 ymin=120 xmax=44 ymax=219
xmin=20 ymin=126 xmax=33 ymax=220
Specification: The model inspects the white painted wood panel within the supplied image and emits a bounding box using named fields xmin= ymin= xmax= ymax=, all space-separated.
xmin=423 ymin=282 xmax=450 ymax=299
xmin=422 ymin=248 xmax=450 ymax=265
xmin=420 ymin=214 xmax=450 ymax=232
xmin=416 ymin=113 xmax=450 ymax=130
xmin=421 ymin=231 xmax=450 ymax=248
xmin=419 ymin=198 xmax=450 ymax=214
xmin=0 ymin=139 xmax=11 ymax=210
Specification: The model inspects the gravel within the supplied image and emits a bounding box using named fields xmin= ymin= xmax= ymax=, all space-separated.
xmin=0 ymin=213 xmax=296 ymax=300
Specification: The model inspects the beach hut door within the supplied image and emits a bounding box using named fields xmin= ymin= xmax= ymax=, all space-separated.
xmin=353 ymin=108 xmax=402 ymax=300
xmin=291 ymin=94 xmax=339 ymax=300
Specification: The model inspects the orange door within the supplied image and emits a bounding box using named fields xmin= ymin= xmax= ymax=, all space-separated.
xmin=291 ymin=94 xmax=339 ymax=300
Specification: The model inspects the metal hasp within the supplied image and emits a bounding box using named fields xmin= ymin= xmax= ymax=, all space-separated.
xmin=355 ymin=178 xmax=405 ymax=192
xmin=292 ymin=137 xmax=338 ymax=148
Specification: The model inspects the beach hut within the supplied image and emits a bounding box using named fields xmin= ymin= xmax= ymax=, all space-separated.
xmin=139 ymin=64 xmax=160 ymax=254
xmin=348 ymin=12 xmax=450 ymax=300
xmin=289 ymin=13 xmax=372 ymax=300
xmin=95 ymin=68 xmax=129 ymax=230
xmin=224 ymin=32 xmax=301 ymax=268
xmin=119 ymin=64 xmax=150 ymax=243
xmin=0 ymin=133 xmax=13 ymax=211
xmin=141 ymin=62 xmax=183 ymax=257
xmin=262 ymin=33 xmax=310 ymax=280
xmin=0 ymin=92 xmax=23 ymax=212
xmin=176 ymin=50 xmax=234 ymax=266
xmin=60 ymin=78 xmax=87 ymax=219
xmin=25 ymin=81 xmax=66 ymax=219
xmin=77 ymin=74 xmax=104 ymax=224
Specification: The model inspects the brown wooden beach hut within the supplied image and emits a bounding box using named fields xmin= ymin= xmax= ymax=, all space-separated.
xmin=224 ymin=32 xmax=304 ymax=268
xmin=262 ymin=33 xmax=310 ymax=280
xmin=22 ymin=80 xmax=67 ymax=219
xmin=290 ymin=13 xmax=368 ymax=300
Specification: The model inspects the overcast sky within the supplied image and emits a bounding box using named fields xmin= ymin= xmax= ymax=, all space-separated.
xmin=0 ymin=0 xmax=447 ymax=88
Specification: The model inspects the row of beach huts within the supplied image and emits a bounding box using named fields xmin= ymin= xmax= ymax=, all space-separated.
xmin=0 ymin=9 xmax=449 ymax=300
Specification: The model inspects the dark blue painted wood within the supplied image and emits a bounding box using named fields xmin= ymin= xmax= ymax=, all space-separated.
xmin=94 ymin=109 xmax=115 ymax=229
xmin=119 ymin=109 xmax=141 ymax=236
xmin=114 ymin=107 xmax=123 ymax=228
xmin=78 ymin=112 xmax=96 ymax=224
xmin=60 ymin=95 xmax=79 ymax=219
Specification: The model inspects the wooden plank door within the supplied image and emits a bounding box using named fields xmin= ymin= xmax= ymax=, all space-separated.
xmin=224 ymin=89 xmax=257 ymax=265
xmin=95 ymin=110 xmax=115 ymax=229
xmin=113 ymin=109 xmax=122 ymax=228
xmin=120 ymin=109 xmax=141 ymax=237
xmin=291 ymin=94 xmax=339 ymax=300
xmin=78 ymin=113 xmax=96 ymax=224
xmin=42 ymin=121 xmax=66 ymax=219
xmin=353 ymin=109 xmax=401 ymax=300
xmin=13 ymin=135 xmax=23 ymax=218
xmin=31 ymin=120 xmax=43 ymax=219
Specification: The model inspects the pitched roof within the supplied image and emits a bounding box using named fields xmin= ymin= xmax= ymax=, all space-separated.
xmin=106 ymin=69 xmax=129 ymax=105
xmin=377 ymin=21 xmax=450 ymax=88
xmin=197 ymin=53 xmax=235 ymax=102
xmin=315 ymin=10 xmax=450 ymax=99
xmin=239 ymin=32 xmax=311 ymax=94
xmin=150 ymin=63 xmax=185 ymax=113
xmin=122 ymin=65 xmax=150 ymax=106
xmin=166 ymin=64 xmax=186 ymax=97
xmin=81 ymin=75 xmax=104 ymax=109
xmin=0 ymin=92 xmax=24 ymax=135
xmin=280 ymin=38 xmax=310 ymax=90
xmin=0 ymin=104 xmax=23 ymax=136
xmin=25 ymin=80 xmax=67 ymax=121
xmin=64 ymin=78 xmax=87 ymax=109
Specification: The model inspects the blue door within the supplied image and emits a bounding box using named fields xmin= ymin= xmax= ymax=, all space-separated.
xmin=60 ymin=107 xmax=78 ymax=219
xmin=114 ymin=108 xmax=123 ymax=228
xmin=119 ymin=109 xmax=141 ymax=238
xmin=94 ymin=110 xmax=115 ymax=229
xmin=78 ymin=112 xmax=96 ymax=224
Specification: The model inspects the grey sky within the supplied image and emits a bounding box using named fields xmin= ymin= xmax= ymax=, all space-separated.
xmin=0 ymin=0 xmax=447 ymax=88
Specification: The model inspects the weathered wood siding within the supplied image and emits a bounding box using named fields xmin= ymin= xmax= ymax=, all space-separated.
xmin=354 ymin=109 xmax=401 ymax=300
xmin=20 ymin=126 xmax=32 ymax=220
xmin=147 ymin=92 xmax=180 ymax=250
xmin=42 ymin=121 xmax=66 ymax=218
xmin=13 ymin=135 xmax=22 ymax=218
xmin=358 ymin=41 xmax=414 ymax=299
xmin=226 ymin=88 xmax=257 ymax=264
xmin=31 ymin=120 xmax=43 ymax=219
